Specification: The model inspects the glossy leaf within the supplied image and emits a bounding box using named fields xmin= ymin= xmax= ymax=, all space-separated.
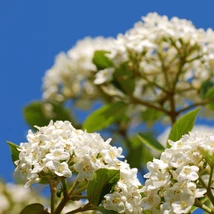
xmin=126 ymin=145 xmax=144 ymax=168
xmin=83 ymin=102 xmax=126 ymax=132
xmin=200 ymin=80 xmax=214 ymax=98
xmin=205 ymin=86 xmax=214 ymax=100
xmin=20 ymin=203 xmax=49 ymax=214
xmin=87 ymin=169 xmax=120 ymax=206
xmin=205 ymin=86 xmax=214 ymax=110
xmin=93 ymin=50 xmax=113 ymax=70
xmin=168 ymin=107 xmax=200 ymax=145
xmin=137 ymin=133 xmax=164 ymax=152
xmin=112 ymin=63 xmax=135 ymax=95
xmin=126 ymin=135 xmax=154 ymax=168
xmin=7 ymin=141 xmax=20 ymax=165
xmin=141 ymin=108 xmax=163 ymax=127
xmin=24 ymin=101 xmax=76 ymax=129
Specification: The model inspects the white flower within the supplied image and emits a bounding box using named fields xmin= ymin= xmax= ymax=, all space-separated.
xmin=94 ymin=68 xmax=114 ymax=85
xmin=176 ymin=165 xmax=199 ymax=181
xmin=172 ymin=193 xmax=195 ymax=213
xmin=186 ymin=182 xmax=206 ymax=198
xmin=45 ymin=147 xmax=70 ymax=161
xmin=104 ymin=192 xmax=126 ymax=213
xmin=46 ymin=161 xmax=72 ymax=177
xmin=73 ymin=156 xmax=98 ymax=181
xmin=141 ymin=190 xmax=161 ymax=210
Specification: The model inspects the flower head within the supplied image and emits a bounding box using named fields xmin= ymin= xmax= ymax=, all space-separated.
xmin=142 ymin=131 xmax=214 ymax=213
xmin=15 ymin=120 xmax=125 ymax=187
xmin=14 ymin=120 xmax=143 ymax=213
xmin=42 ymin=37 xmax=114 ymax=102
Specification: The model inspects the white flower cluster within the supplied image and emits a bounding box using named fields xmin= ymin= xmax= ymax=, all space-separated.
xmin=0 ymin=182 xmax=45 ymax=214
xmin=43 ymin=37 xmax=114 ymax=102
xmin=41 ymin=13 xmax=214 ymax=126
xmin=14 ymin=120 xmax=142 ymax=213
xmin=94 ymin=13 xmax=214 ymax=110
xmin=103 ymin=162 xmax=142 ymax=213
xmin=142 ymin=131 xmax=214 ymax=213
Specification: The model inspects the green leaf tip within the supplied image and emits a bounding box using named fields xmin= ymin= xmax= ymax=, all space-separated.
xmin=7 ymin=141 xmax=20 ymax=165
xmin=87 ymin=168 xmax=120 ymax=206
xmin=20 ymin=203 xmax=49 ymax=214
xmin=168 ymin=107 xmax=200 ymax=145
xmin=24 ymin=101 xmax=77 ymax=129
xmin=93 ymin=50 xmax=113 ymax=70
xmin=83 ymin=102 xmax=126 ymax=132
xmin=137 ymin=133 xmax=164 ymax=152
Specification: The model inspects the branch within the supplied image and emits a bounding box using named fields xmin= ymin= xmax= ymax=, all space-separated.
xmin=177 ymin=100 xmax=208 ymax=114
xmin=54 ymin=180 xmax=79 ymax=214
xmin=131 ymin=96 xmax=169 ymax=114
xmin=65 ymin=203 xmax=94 ymax=214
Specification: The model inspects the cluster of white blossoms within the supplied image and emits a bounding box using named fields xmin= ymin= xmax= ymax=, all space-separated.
xmin=94 ymin=13 xmax=214 ymax=110
xmin=0 ymin=182 xmax=45 ymax=214
xmin=43 ymin=37 xmax=114 ymax=102
xmin=42 ymin=13 xmax=214 ymax=125
xmin=14 ymin=120 xmax=143 ymax=213
xmin=142 ymin=131 xmax=214 ymax=213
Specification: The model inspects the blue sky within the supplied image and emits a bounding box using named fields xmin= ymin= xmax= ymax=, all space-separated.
xmin=1 ymin=1 xmax=214 ymax=182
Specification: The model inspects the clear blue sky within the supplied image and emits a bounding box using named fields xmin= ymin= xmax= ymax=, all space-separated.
xmin=1 ymin=1 xmax=214 ymax=182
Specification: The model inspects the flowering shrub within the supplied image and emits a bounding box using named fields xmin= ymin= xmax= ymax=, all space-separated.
xmin=41 ymin=13 xmax=214 ymax=126
xmin=7 ymin=12 xmax=214 ymax=214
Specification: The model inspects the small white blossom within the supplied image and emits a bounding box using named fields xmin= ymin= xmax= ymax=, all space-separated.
xmin=176 ymin=165 xmax=199 ymax=181
xmin=46 ymin=161 xmax=72 ymax=177
xmin=94 ymin=68 xmax=114 ymax=85
xmin=45 ymin=147 xmax=70 ymax=161
xmin=172 ymin=193 xmax=195 ymax=213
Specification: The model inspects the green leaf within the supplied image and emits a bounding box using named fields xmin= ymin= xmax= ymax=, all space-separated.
xmin=20 ymin=203 xmax=49 ymax=214
xmin=204 ymin=86 xmax=214 ymax=110
xmin=205 ymin=86 xmax=214 ymax=100
xmin=24 ymin=101 xmax=76 ymax=129
xmin=87 ymin=169 xmax=120 ymax=206
xmin=112 ymin=63 xmax=135 ymax=95
xmin=141 ymin=108 xmax=163 ymax=127
xmin=127 ymin=135 xmax=154 ymax=167
xmin=168 ymin=107 xmax=200 ymax=145
xmin=137 ymin=133 xmax=164 ymax=152
xmin=83 ymin=102 xmax=126 ymax=132
xmin=126 ymin=145 xmax=144 ymax=168
xmin=7 ymin=141 xmax=20 ymax=165
xmin=93 ymin=50 xmax=113 ymax=70
xmin=200 ymin=80 xmax=214 ymax=98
